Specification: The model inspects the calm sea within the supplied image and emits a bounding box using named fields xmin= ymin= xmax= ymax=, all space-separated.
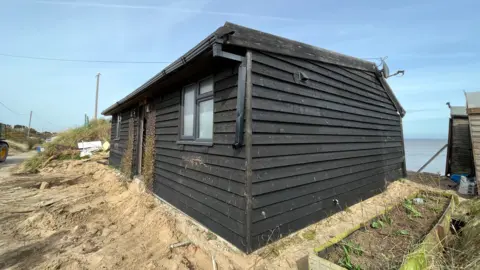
xmin=404 ymin=139 xmax=448 ymax=174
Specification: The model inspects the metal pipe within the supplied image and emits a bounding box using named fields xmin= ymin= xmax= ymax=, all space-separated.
xmin=417 ymin=144 xmax=448 ymax=173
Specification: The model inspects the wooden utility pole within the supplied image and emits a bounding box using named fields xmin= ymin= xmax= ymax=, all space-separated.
xmin=94 ymin=73 xmax=101 ymax=120
xmin=27 ymin=110 xmax=32 ymax=137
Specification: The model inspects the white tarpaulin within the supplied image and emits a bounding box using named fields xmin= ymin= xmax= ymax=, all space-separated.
xmin=78 ymin=141 xmax=102 ymax=149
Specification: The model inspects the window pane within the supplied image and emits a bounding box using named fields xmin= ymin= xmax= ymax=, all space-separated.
xmin=199 ymin=77 xmax=213 ymax=94
xmin=198 ymin=99 xmax=213 ymax=139
xmin=183 ymin=86 xmax=195 ymax=136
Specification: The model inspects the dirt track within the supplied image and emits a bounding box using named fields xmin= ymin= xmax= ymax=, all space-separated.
xmin=0 ymin=159 xmax=231 ymax=270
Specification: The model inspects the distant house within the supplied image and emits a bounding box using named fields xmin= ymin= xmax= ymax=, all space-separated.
xmin=102 ymin=22 xmax=406 ymax=253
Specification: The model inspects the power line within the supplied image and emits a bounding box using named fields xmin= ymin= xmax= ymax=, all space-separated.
xmin=0 ymin=53 xmax=172 ymax=64
xmin=0 ymin=101 xmax=27 ymax=115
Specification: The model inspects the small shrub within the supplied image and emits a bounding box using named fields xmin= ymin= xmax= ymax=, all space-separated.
xmin=20 ymin=119 xmax=111 ymax=173
xmin=120 ymin=117 xmax=134 ymax=178
xmin=142 ymin=108 xmax=156 ymax=190
xmin=403 ymin=199 xmax=422 ymax=218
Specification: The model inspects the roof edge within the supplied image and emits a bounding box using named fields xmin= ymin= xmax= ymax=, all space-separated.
xmin=102 ymin=28 xmax=223 ymax=115
xmin=222 ymin=22 xmax=377 ymax=72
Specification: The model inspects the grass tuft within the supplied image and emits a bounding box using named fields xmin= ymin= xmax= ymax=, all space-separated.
xmin=120 ymin=117 xmax=134 ymax=178
xmin=20 ymin=119 xmax=110 ymax=173
xmin=142 ymin=108 xmax=156 ymax=190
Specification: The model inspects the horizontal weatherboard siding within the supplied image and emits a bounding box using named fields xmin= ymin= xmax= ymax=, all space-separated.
xmin=249 ymin=51 xmax=404 ymax=250
xmin=152 ymin=64 xmax=248 ymax=251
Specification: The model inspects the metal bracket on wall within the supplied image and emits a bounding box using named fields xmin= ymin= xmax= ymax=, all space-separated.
xmin=212 ymin=43 xmax=244 ymax=62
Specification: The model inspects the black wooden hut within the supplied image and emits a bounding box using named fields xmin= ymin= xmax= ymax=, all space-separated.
xmin=102 ymin=22 xmax=407 ymax=253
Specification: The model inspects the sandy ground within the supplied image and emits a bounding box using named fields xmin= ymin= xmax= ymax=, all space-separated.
xmin=0 ymin=154 xmax=458 ymax=270
xmin=0 ymin=157 xmax=251 ymax=270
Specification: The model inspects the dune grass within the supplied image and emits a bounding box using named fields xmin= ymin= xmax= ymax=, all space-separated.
xmin=22 ymin=119 xmax=111 ymax=173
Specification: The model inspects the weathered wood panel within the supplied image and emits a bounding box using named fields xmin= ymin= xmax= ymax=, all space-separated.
xmin=468 ymin=114 xmax=480 ymax=192
xmin=249 ymin=51 xmax=405 ymax=250
xmin=109 ymin=110 xmax=134 ymax=168
xmin=448 ymin=117 xmax=472 ymax=174
xmin=153 ymin=64 xmax=248 ymax=251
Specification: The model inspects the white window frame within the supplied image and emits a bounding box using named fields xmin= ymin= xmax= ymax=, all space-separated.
xmin=179 ymin=76 xmax=214 ymax=144
xmin=115 ymin=114 xmax=121 ymax=140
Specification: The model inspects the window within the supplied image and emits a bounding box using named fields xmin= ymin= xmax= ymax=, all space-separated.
xmin=115 ymin=114 xmax=121 ymax=140
xmin=180 ymin=76 xmax=214 ymax=142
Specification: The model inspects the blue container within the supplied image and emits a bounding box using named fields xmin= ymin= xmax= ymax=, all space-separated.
xmin=451 ymin=174 xmax=468 ymax=183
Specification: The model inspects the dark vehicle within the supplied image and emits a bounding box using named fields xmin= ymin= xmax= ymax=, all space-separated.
xmin=0 ymin=124 xmax=8 ymax=162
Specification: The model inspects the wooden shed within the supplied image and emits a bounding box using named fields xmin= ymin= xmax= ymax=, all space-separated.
xmin=445 ymin=106 xmax=473 ymax=176
xmin=102 ymin=22 xmax=407 ymax=253
xmin=466 ymin=92 xmax=480 ymax=192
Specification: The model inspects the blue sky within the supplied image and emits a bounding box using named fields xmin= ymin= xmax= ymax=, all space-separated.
xmin=1 ymin=0 xmax=478 ymax=138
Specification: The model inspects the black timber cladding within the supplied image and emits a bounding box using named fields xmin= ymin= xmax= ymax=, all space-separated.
xmin=152 ymin=64 xmax=250 ymax=251
xmin=109 ymin=110 xmax=135 ymax=169
xmin=102 ymin=22 xmax=407 ymax=254
xmin=446 ymin=117 xmax=473 ymax=175
xmin=249 ymin=51 xmax=405 ymax=249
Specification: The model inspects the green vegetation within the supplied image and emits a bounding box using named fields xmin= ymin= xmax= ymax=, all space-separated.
xmin=21 ymin=119 xmax=110 ymax=173
xmin=403 ymin=199 xmax=422 ymax=218
xmin=142 ymin=110 xmax=156 ymax=190
xmin=338 ymin=240 xmax=363 ymax=270
xmin=120 ymin=117 xmax=134 ymax=178
xmin=442 ymin=199 xmax=480 ymax=269
xmin=395 ymin=229 xmax=409 ymax=236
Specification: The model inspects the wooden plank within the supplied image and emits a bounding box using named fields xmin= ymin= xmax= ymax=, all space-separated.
xmin=156 ymin=111 xmax=179 ymax=122
xmin=155 ymin=127 xmax=178 ymax=135
xmin=214 ymin=86 xmax=237 ymax=102
xmin=252 ymin=73 xmax=397 ymax=113
xmin=252 ymin=147 xmax=403 ymax=170
xmin=153 ymin=181 xmax=247 ymax=251
xmin=156 ymin=154 xmax=245 ymax=183
xmin=157 ymin=97 xmax=181 ymax=109
xmin=253 ymin=152 xmax=404 ymax=182
xmin=252 ymin=171 xmax=401 ymax=235
xmin=252 ymin=163 xmax=402 ymax=208
xmin=266 ymin=52 xmax=382 ymax=90
xmin=252 ymin=95 xmax=400 ymax=125
xmin=467 ymin=108 xmax=480 ymax=114
xmin=215 ymin=99 xmax=237 ymax=112
xmin=250 ymin=180 xmax=384 ymax=249
xmin=345 ymin=67 xmax=380 ymax=84
xmin=155 ymin=171 xmax=245 ymax=219
xmin=257 ymin=52 xmax=386 ymax=97
xmin=156 ymin=141 xmax=245 ymax=158
xmin=156 ymin=162 xmax=245 ymax=196
xmin=251 ymin=133 xmax=402 ymax=145
xmin=156 ymin=104 xmax=179 ymax=116
xmin=252 ymin=156 xmax=404 ymax=195
xmin=251 ymin=59 xmax=392 ymax=105
xmin=252 ymin=168 xmax=402 ymax=222
xmin=155 ymin=119 xmax=179 ymax=128
xmin=214 ymin=65 xmax=238 ymax=82
xmin=252 ymin=121 xmax=402 ymax=137
xmin=215 ymin=75 xmax=238 ymax=92
xmin=315 ymin=61 xmax=382 ymax=88
xmin=157 ymin=148 xmax=246 ymax=170
xmin=214 ymin=111 xmax=237 ymax=123
xmin=252 ymin=110 xmax=401 ymax=131
xmin=251 ymin=174 xmax=395 ymax=235
xmin=251 ymin=141 xmax=402 ymax=158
